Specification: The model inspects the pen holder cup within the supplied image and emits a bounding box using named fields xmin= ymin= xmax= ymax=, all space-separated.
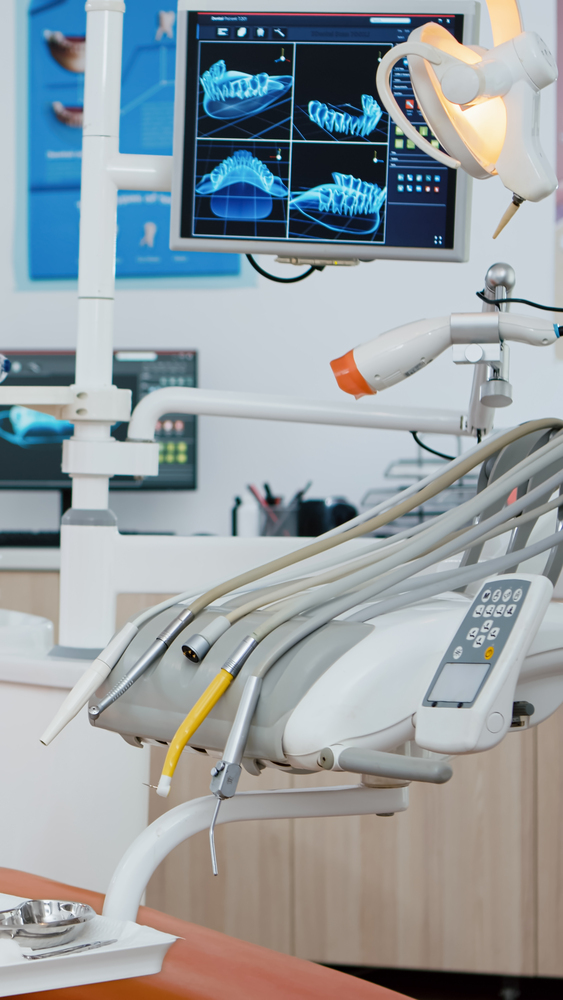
xmin=259 ymin=503 xmax=299 ymax=537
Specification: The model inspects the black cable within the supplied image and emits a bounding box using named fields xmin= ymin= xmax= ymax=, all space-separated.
xmin=411 ymin=431 xmax=454 ymax=462
xmin=246 ymin=254 xmax=324 ymax=283
xmin=476 ymin=289 xmax=563 ymax=312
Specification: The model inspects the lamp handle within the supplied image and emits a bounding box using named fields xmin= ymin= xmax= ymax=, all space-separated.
xmin=376 ymin=42 xmax=461 ymax=170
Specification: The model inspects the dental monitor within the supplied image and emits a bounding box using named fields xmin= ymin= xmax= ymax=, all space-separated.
xmin=170 ymin=1 xmax=477 ymax=262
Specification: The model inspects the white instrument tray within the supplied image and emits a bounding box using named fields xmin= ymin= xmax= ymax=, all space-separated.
xmin=0 ymin=894 xmax=177 ymax=996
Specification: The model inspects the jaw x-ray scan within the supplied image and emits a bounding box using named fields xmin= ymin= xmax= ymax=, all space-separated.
xmin=191 ymin=38 xmax=389 ymax=243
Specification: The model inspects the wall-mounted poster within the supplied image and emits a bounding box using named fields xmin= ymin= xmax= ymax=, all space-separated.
xmin=28 ymin=0 xmax=240 ymax=280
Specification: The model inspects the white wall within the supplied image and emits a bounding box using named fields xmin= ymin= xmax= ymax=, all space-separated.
xmin=0 ymin=0 xmax=560 ymax=537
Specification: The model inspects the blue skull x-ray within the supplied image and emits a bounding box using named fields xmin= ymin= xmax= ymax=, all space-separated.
xmin=196 ymin=150 xmax=288 ymax=220
xmin=291 ymin=173 xmax=387 ymax=234
xmin=201 ymin=60 xmax=292 ymax=120
xmin=308 ymin=94 xmax=383 ymax=138
xmin=0 ymin=406 xmax=74 ymax=448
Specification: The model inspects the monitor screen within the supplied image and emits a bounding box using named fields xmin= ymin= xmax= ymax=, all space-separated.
xmin=170 ymin=2 xmax=476 ymax=262
xmin=0 ymin=352 xmax=197 ymax=490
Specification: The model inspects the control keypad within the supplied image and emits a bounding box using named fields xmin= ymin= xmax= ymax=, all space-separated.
xmin=423 ymin=578 xmax=531 ymax=708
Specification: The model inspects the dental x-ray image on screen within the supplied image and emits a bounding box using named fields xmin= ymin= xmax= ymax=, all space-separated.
xmin=197 ymin=44 xmax=293 ymax=140
xmin=194 ymin=144 xmax=290 ymax=237
xmin=289 ymin=141 xmax=387 ymax=242
xmin=171 ymin=4 xmax=475 ymax=261
xmin=291 ymin=42 xmax=389 ymax=145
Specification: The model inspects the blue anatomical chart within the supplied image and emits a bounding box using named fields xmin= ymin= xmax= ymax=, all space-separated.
xmin=28 ymin=0 xmax=239 ymax=280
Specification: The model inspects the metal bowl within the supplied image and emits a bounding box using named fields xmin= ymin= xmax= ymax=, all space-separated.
xmin=0 ymin=900 xmax=96 ymax=949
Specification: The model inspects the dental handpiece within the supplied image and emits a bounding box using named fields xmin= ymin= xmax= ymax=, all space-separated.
xmin=208 ymin=673 xmax=263 ymax=876
xmin=88 ymin=608 xmax=194 ymax=721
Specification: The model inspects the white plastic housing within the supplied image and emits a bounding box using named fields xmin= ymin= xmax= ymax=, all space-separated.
xmin=376 ymin=16 xmax=558 ymax=202
xmin=415 ymin=574 xmax=553 ymax=754
xmin=281 ymin=587 xmax=563 ymax=771
xmin=347 ymin=312 xmax=557 ymax=394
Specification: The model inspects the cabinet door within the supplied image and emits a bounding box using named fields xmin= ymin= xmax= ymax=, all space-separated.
xmin=0 ymin=571 xmax=59 ymax=639
xmin=291 ymin=733 xmax=536 ymax=975
xmin=537 ymin=705 xmax=563 ymax=977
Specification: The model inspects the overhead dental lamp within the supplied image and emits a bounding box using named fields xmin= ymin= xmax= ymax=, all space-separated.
xmin=376 ymin=0 xmax=558 ymax=236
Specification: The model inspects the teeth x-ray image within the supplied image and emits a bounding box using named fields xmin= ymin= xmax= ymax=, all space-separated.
xmin=307 ymin=94 xmax=382 ymax=139
xmin=196 ymin=43 xmax=294 ymax=142
xmin=196 ymin=149 xmax=288 ymax=220
xmin=193 ymin=142 xmax=290 ymax=237
xmin=291 ymin=173 xmax=386 ymax=234
xmin=0 ymin=407 xmax=73 ymax=448
xmin=288 ymin=139 xmax=387 ymax=243
xmin=201 ymin=59 xmax=292 ymax=120
xmin=292 ymin=42 xmax=390 ymax=144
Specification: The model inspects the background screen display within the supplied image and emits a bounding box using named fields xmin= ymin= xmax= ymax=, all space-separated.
xmin=0 ymin=352 xmax=197 ymax=491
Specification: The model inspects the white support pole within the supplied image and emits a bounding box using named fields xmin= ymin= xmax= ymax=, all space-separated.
xmin=58 ymin=0 xmax=126 ymax=650
xmin=103 ymin=785 xmax=409 ymax=922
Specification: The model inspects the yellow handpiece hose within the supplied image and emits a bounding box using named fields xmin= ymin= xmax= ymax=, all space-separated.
xmin=157 ymin=669 xmax=233 ymax=797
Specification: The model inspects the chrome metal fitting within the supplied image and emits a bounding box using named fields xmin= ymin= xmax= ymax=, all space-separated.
xmin=221 ymin=636 xmax=258 ymax=678
xmin=88 ymin=636 xmax=167 ymax=720
xmin=182 ymin=633 xmax=211 ymax=664
xmin=480 ymin=379 xmax=513 ymax=408
xmin=157 ymin=609 xmax=195 ymax=648
xmin=210 ymin=761 xmax=242 ymax=799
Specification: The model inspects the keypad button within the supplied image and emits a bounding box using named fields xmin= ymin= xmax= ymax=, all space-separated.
xmin=494 ymin=604 xmax=506 ymax=617
xmin=467 ymin=627 xmax=479 ymax=640
xmin=473 ymin=635 xmax=485 ymax=648
xmin=489 ymin=627 xmax=500 ymax=639
xmin=502 ymin=589 xmax=512 ymax=602
xmin=481 ymin=620 xmax=493 ymax=633
xmin=481 ymin=589 xmax=492 ymax=602
xmin=473 ymin=605 xmax=484 ymax=618
xmin=453 ymin=646 xmax=463 ymax=660
xmin=513 ymin=588 xmax=523 ymax=602
xmin=492 ymin=589 xmax=502 ymax=602
xmin=505 ymin=604 xmax=516 ymax=617
xmin=484 ymin=605 xmax=495 ymax=617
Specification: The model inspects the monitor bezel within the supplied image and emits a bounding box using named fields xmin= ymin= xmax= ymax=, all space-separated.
xmin=170 ymin=0 xmax=480 ymax=262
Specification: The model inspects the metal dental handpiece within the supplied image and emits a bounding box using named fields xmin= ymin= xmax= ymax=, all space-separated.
xmin=88 ymin=609 xmax=195 ymax=721
xmin=208 ymin=673 xmax=263 ymax=876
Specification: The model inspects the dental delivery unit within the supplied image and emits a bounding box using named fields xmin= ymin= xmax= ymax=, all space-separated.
xmin=2 ymin=0 xmax=563 ymax=992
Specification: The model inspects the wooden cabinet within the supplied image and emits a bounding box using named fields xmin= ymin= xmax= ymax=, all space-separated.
xmin=3 ymin=572 xmax=562 ymax=977
xmin=537 ymin=708 xmax=563 ymax=977
xmin=146 ymin=730 xmax=541 ymax=976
